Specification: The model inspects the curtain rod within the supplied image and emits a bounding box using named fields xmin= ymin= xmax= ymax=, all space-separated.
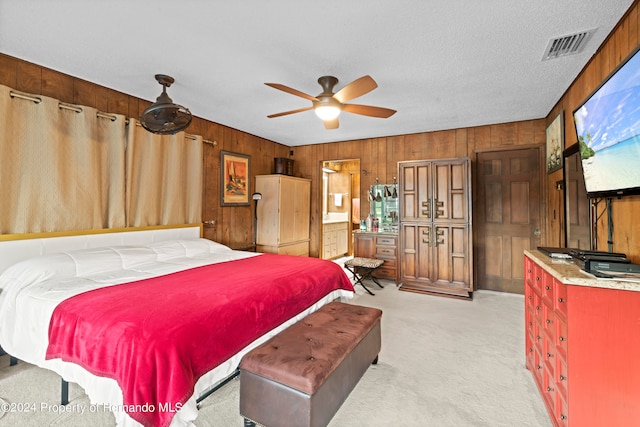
xmin=9 ymin=90 xmax=217 ymax=146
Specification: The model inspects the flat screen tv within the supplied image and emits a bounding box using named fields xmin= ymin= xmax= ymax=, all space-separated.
xmin=573 ymin=45 xmax=640 ymax=198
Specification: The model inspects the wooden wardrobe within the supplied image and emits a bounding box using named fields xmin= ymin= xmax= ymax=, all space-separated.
xmin=255 ymin=175 xmax=311 ymax=256
xmin=398 ymin=158 xmax=473 ymax=299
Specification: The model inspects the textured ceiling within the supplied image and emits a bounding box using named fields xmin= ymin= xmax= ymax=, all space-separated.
xmin=0 ymin=1 xmax=635 ymax=146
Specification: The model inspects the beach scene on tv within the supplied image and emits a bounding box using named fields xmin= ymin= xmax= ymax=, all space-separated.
xmin=573 ymin=49 xmax=640 ymax=195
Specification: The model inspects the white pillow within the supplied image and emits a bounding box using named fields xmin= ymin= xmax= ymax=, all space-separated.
xmin=148 ymin=238 xmax=231 ymax=260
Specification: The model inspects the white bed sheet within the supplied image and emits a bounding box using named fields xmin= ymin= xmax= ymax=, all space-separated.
xmin=0 ymin=238 xmax=352 ymax=426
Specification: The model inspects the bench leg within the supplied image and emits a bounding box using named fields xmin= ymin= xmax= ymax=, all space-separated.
xmin=344 ymin=265 xmax=376 ymax=296
xmin=357 ymin=279 xmax=375 ymax=296
xmin=372 ymin=355 xmax=378 ymax=365
xmin=9 ymin=356 xmax=18 ymax=366
xmin=61 ymin=379 xmax=69 ymax=405
xmin=244 ymin=418 xmax=256 ymax=427
xmin=370 ymin=276 xmax=384 ymax=289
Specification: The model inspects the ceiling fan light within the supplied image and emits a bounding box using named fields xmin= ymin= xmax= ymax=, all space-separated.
xmin=315 ymin=105 xmax=341 ymax=121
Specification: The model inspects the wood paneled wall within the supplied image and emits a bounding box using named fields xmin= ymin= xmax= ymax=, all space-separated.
xmin=292 ymin=121 xmax=547 ymax=257
xmin=544 ymin=1 xmax=640 ymax=262
xmin=0 ymin=52 xmax=290 ymax=248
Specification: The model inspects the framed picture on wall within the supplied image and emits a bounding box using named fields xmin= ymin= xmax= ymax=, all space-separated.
xmin=546 ymin=111 xmax=564 ymax=173
xmin=220 ymin=150 xmax=250 ymax=206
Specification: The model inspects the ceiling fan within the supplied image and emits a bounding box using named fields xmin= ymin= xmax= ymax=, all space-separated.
xmin=265 ymin=75 xmax=396 ymax=130
xmin=140 ymin=74 xmax=192 ymax=135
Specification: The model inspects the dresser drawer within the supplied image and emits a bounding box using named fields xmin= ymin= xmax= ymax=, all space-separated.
xmin=555 ymin=352 xmax=568 ymax=399
xmin=376 ymin=246 xmax=396 ymax=257
xmin=531 ymin=263 xmax=543 ymax=293
xmin=555 ymin=317 xmax=568 ymax=357
xmin=376 ymin=236 xmax=396 ymax=246
xmin=542 ymin=271 xmax=555 ymax=305
xmin=543 ymin=305 xmax=555 ymax=338
xmin=377 ymin=257 xmax=396 ymax=268
xmin=373 ymin=266 xmax=396 ymax=280
xmin=555 ymin=391 xmax=569 ymax=427
xmin=555 ymin=281 xmax=568 ymax=319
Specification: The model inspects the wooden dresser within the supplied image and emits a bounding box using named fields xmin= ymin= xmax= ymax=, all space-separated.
xmin=524 ymin=250 xmax=640 ymax=427
xmin=353 ymin=231 xmax=399 ymax=284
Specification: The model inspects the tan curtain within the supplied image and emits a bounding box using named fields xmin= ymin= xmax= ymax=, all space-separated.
xmin=0 ymin=85 xmax=126 ymax=234
xmin=125 ymin=119 xmax=203 ymax=227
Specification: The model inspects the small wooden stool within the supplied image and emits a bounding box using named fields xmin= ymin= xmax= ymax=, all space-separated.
xmin=344 ymin=257 xmax=385 ymax=295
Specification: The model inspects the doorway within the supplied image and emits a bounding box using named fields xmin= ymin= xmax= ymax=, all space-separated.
xmin=475 ymin=148 xmax=542 ymax=294
xmin=321 ymin=159 xmax=360 ymax=259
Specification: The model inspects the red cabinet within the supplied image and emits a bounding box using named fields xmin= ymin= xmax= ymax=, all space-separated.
xmin=524 ymin=251 xmax=640 ymax=427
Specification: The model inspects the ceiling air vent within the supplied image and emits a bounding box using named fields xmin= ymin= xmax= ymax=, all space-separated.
xmin=542 ymin=29 xmax=597 ymax=61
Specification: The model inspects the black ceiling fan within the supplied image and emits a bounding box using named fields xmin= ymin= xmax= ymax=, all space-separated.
xmin=140 ymin=74 xmax=192 ymax=135
xmin=265 ymin=75 xmax=396 ymax=130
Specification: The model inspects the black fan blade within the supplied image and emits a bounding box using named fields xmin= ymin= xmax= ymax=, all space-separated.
xmin=267 ymin=106 xmax=314 ymax=118
xmin=265 ymin=83 xmax=319 ymax=102
xmin=324 ymin=118 xmax=339 ymax=130
xmin=342 ymin=103 xmax=396 ymax=118
xmin=333 ymin=75 xmax=378 ymax=103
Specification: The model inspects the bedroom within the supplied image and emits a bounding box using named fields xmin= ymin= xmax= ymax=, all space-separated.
xmin=1 ymin=1 xmax=640 ymax=426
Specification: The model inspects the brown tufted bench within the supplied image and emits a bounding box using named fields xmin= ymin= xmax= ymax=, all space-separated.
xmin=239 ymin=301 xmax=382 ymax=427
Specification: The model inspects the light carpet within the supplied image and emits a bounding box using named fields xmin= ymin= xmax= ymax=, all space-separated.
xmin=0 ymin=281 xmax=552 ymax=426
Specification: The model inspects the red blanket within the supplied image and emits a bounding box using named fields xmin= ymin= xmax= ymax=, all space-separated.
xmin=46 ymin=254 xmax=354 ymax=427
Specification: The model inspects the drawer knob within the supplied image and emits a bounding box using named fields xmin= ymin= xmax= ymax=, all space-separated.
xmin=547 ymin=386 xmax=553 ymax=392
xmin=546 ymin=319 xmax=552 ymax=324
xmin=559 ymin=336 xmax=565 ymax=342
xmin=560 ymin=414 xmax=567 ymax=420
xmin=560 ymin=375 xmax=567 ymax=381
xmin=536 ymin=365 xmax=542 ymax=370
xmin=547 ymin=353 xmax=553 ymax=358
xmin=536 ymin=306 xmax=541 ymax=311
xmin=545 ymin=285 xmax=551 ymax=290
xmin=536 ymin=335 xmax=541 ymax=341
xmin=536 ymin=277 xmax=540 ymax=281
xmin=558 ymin=297 xmax=565 ymax=303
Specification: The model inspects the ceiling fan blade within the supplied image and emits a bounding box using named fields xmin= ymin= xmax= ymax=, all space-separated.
xmin=267 ymin=106 xmax=314 ymax=118
xmin=342 ymin=103 xmax=396 ymax=118
xmin=333 ymin=75 xmax=378 ymax=103
xmin=324 ymin=118 xmax=339 ymax=130
xmin=265 ymin=83 xmax=318 ymax=102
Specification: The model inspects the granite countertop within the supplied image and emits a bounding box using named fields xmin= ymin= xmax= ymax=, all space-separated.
xmin=353 ymin=230 xmax=398 ymax=235
xmin=525 ymin=249 xmax=640 ymax=292
xmin=322 ymin=212 xmax=349 ymax=224
xmin=323 ymin=218 xmax=349 ymax=224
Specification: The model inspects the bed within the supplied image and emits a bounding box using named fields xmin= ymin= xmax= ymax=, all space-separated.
xmin=0 ymin=225 xmax=355 ymax=426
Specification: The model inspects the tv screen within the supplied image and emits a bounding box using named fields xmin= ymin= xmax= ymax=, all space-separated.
xmin=573 ymin=46 xmax=640 ymax=198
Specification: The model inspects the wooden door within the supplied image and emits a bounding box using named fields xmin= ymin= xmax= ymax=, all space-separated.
xmin=280 ymin=177 xmax=295 ymax=244
xmin=400 ymin=161 xmax=432 ymax=222
xmin=433 ymin=160 xmax=469 ymax=222
xmin=432 ymin=224 xmax=471 ymax=290
xmin=292 ymin=178 xmax=310 ymax=243
xmin=400 ymin=223 xmax=432 ymax=283
xmin=476 ymin=148 xmax=541 ymax=293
